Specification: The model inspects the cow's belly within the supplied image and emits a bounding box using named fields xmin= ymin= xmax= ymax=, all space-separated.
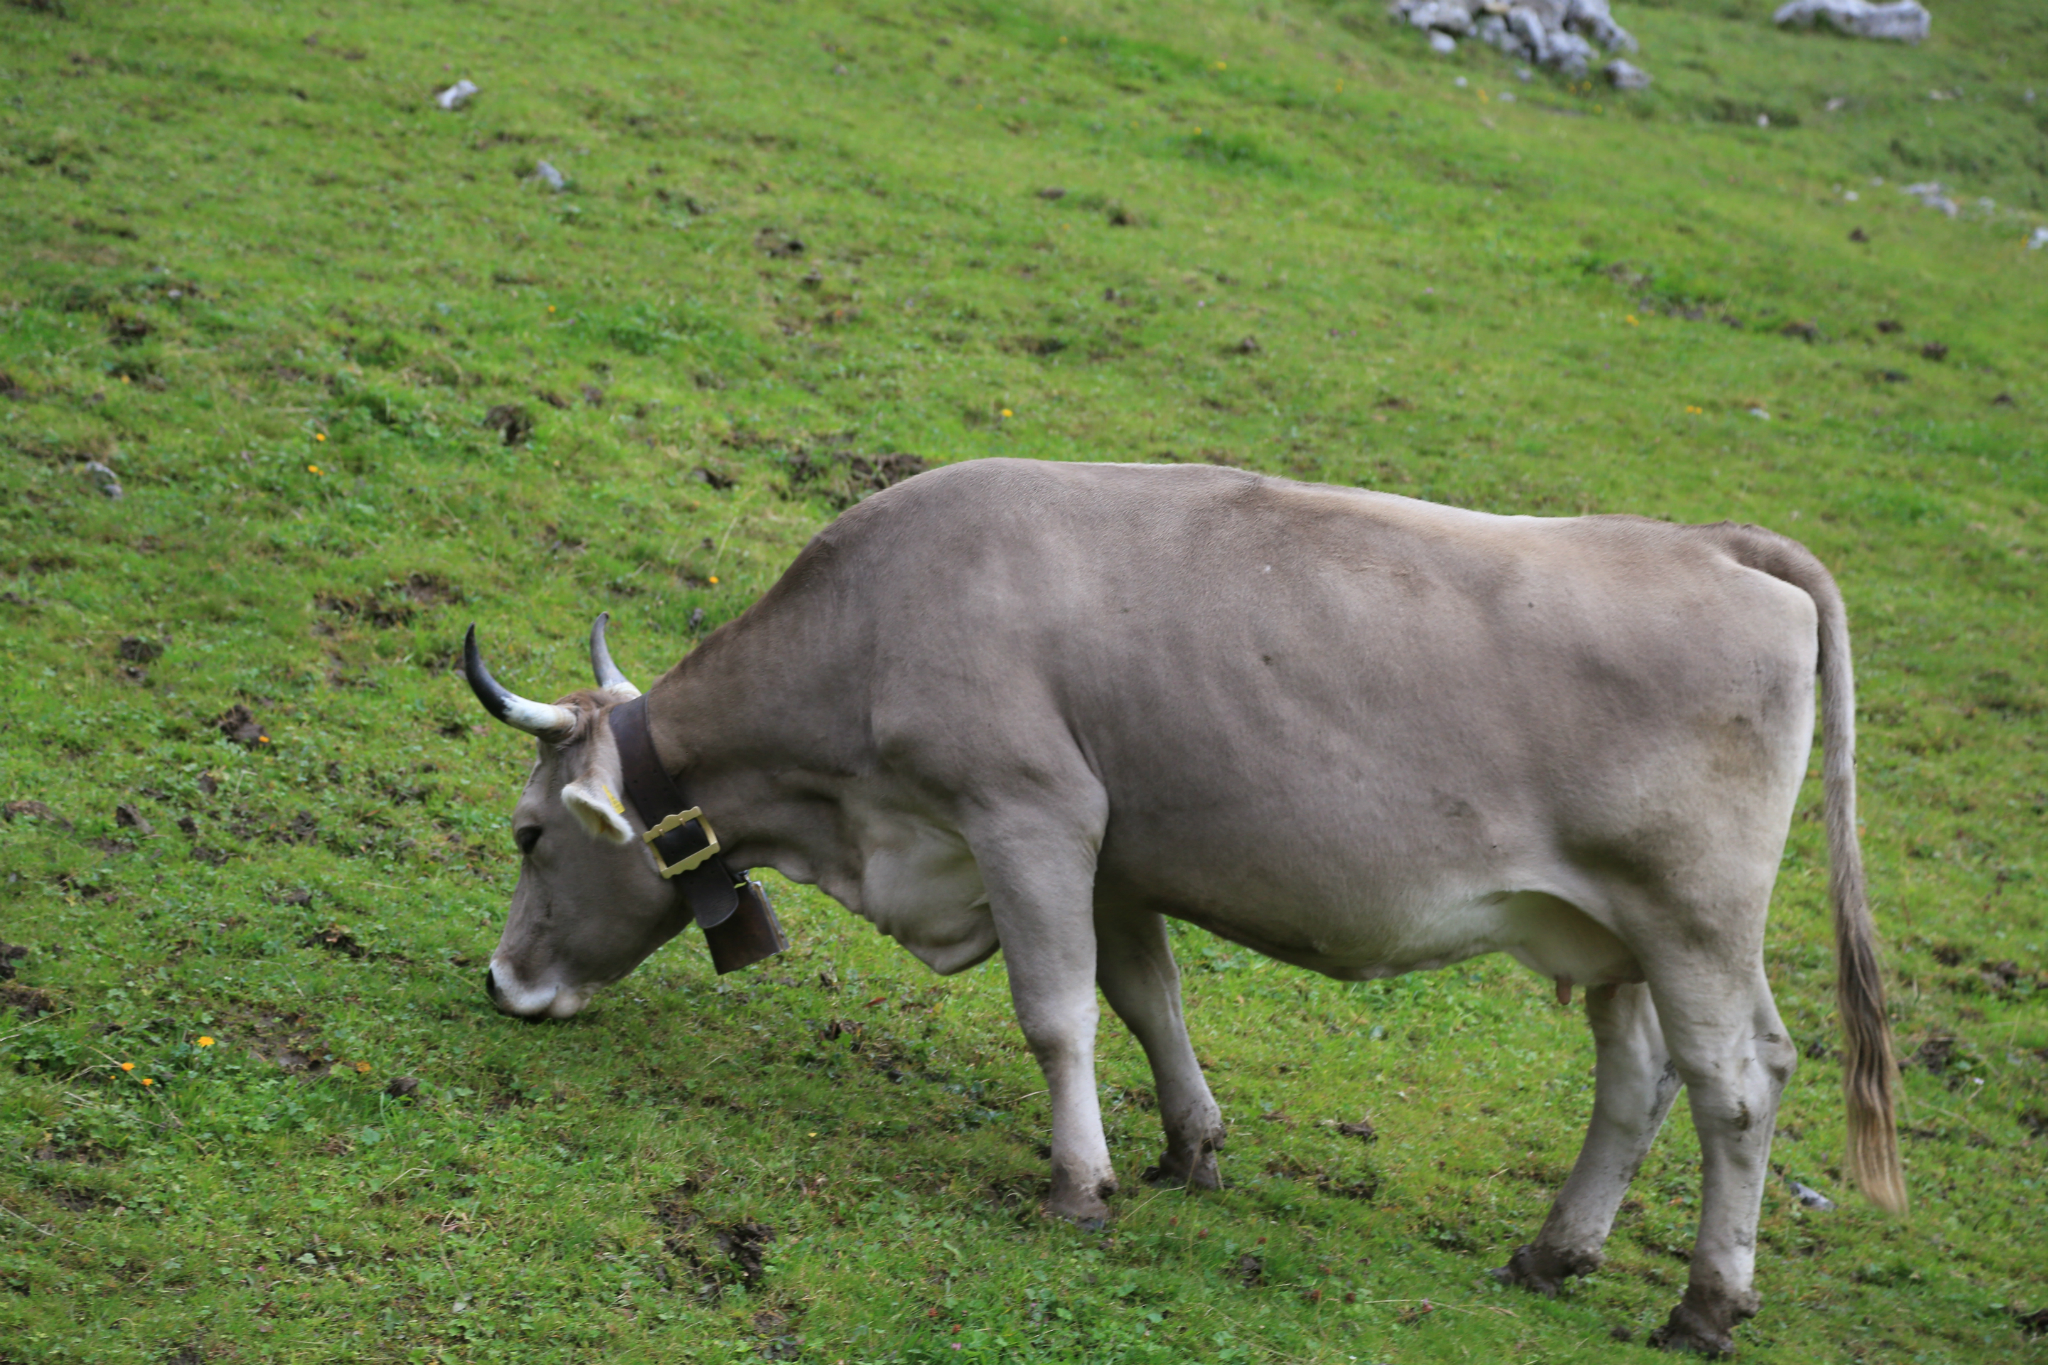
xmin=1164 ymin=887 xmax=1642 ymax=987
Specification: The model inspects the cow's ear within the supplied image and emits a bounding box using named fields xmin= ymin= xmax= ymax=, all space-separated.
xmin=561 ymin=775 xmax=634 ymax=845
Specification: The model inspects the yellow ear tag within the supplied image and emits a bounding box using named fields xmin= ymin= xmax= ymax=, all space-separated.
xmin=601 ymin=781 xmax=625 ymax=815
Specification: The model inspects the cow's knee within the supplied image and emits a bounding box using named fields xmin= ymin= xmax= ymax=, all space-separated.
xmin=1757 ymin=1028 xmax=1797 ymax=1090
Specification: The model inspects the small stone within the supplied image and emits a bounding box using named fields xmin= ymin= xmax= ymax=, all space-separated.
xmin=1789 ymin=1179 xmax=1836 ymax=1210
xmin=114 ymin=804 xmax=153 ymax=835
xmin=84 ymin=460 xmax=123 ymax=500
xmin=434 ymin=79 xmax=478 ymax=111
xmin=1603 ymin=59 xmax=1651 ymax=90
xmin=1429 ymin=31 xmax=1458 ymax=54
xmin=385 ymin=1076 xmax=421 ymax=1099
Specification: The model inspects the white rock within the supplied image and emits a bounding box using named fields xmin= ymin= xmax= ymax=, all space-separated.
xmin=531 ymin=160 xmax=567 ymax=191
xmin=84 ymin=460 xmax=123 ymax=500
xmin=435 ymin=79 xmax=479 ymax=111
xmin=1773 ymin=0 xmax=1930 ymax=43
xmin=1902 ymin=181 xmax=1959 ymax=216
xmin=1391 ymin=0 xmax=1638 ymax=74
xmin=1789 ymin=1180 xmax=1835 ymax=1211
xmin=1604 ymin=58 xmax=1651 ymax=89
xmin=2029 ymin=226 xmax=2048 ymax=250
xmin=1567 ymin=0 xmax=1636 ymax=52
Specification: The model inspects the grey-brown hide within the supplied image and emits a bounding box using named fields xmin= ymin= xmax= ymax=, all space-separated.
xmin=463 ymin=459 xmax=1902 ymax=1357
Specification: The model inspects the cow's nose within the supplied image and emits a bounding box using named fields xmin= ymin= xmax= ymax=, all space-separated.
xmin=484 ymin=966 xmax=501 ymax=1004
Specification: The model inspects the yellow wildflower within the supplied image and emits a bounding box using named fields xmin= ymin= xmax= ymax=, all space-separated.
xmin=197 ymin=1036 xmax=215 ymax=1047
xmin=140 ymin=1078 xmax=154 ymax=1087
xmin=1000 ymin=408 xmax=1013 ymax=418
xmin=308 ymin=464 xmax=323 ymax=474
xmin=315 ymin=432 xmax=326 ymax=442
xmin=708 ymin=575 xmax=720 ymax=585
xmin=119 ymin=1061 xmax=134 ymax=1071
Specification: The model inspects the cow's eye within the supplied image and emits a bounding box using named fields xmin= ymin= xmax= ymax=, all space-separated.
xmin=515 ymin=826 xmax=542 ymax=856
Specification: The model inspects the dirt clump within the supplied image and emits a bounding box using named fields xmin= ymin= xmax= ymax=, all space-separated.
xmin=2 ymin=982 xmax=59 ymax=1017
xmin=481 ymin=403 xmax=534 ymax=445
xmin=1316 ymin=1171 xmax=1381 ymax=1201
xmin=3 ymin=800 xmax=72 ymax=831
xmin=215 ymin=705 xmax=269 ymax=748
xmin=303 ymin=926 xmax=365 ymax=959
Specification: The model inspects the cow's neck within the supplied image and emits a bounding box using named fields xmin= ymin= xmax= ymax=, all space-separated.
xmin=635 ymin=611 xmax=870 ymax=893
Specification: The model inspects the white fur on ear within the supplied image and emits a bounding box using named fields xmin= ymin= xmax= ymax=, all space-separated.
xmin=561 ymin=777 xmax=635 ymax=845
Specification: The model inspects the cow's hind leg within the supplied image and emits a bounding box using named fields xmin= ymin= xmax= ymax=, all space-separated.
xmin=1095 ymin=908 xmax=1226 ymax=1190
xmin=1647 ymin=964 xmax=1797 ymax=1357
xmin=1497 ymin=981 xmax=1681 ymax=1295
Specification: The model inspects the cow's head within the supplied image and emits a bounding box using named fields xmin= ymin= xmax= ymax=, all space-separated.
xmin=463 ymin=615 xmax=689 ymax=1018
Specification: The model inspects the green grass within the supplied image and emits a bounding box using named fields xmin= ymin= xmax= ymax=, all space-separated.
xmin=1 ymin=0 xmax=2044 ymax=1361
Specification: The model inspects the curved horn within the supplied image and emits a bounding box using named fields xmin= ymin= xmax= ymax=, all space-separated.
xmin=463 ymin=625 xmax=577 ymax=741
xmin=589 ymin=612 xmax=641 ymax=698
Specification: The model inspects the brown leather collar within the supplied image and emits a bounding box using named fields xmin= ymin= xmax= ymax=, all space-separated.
xmin=608 ymin=694 xmax=788 ymax=974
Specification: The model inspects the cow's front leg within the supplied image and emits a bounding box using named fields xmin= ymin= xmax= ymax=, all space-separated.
xmin=973 ymin=824 xmax=1116 ymax=1226
xmin=1496 ymin=981 xmax=1680 ymax=1296
xmin=1095 ymin=908 xmax=1225 ymax=1190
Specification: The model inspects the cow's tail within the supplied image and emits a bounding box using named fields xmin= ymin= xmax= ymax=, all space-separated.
xmin=1716 ymin=524 xmax=1905 ymax=1215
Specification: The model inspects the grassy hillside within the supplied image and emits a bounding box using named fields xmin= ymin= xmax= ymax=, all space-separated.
xmin=1 ymin=0 xmax=2044 ymax=1361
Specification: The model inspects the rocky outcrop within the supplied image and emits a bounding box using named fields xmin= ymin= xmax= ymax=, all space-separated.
xmin=1391 ymin=0 xmax=1638 ymax=78
xmin=1773 ymin=0 xmax=1931 ymax=43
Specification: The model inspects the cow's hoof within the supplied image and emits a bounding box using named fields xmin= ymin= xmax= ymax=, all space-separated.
xmin=1648 ymin=1288 xmax=1753 ymax=1358
xmin=1492 ymin=1243 xmax=1600 ymax=1298
xmin=1143 ymin=1146 xmax=1222 ymax=1191
xmin=1046 ymin=1174 xmax=1116 ymax=1227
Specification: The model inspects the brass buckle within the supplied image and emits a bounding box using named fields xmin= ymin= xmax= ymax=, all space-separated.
xmin=642 ymin=807 xmax=719 ymax=879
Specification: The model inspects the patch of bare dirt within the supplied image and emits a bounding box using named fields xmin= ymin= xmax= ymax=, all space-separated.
xmin=214 ymin=704 xmax=269 ymax=748
xmin=2 ymin=982 xmax=58 ymax=1017
xmin=3 ymin=800 xmax=73 ymax=831
xmin=303 ymin=926 xmax=365 ymax=959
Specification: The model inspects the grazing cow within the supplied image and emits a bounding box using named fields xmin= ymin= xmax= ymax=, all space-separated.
xmin=463 ymin=458 xmax=1902 ymax=1355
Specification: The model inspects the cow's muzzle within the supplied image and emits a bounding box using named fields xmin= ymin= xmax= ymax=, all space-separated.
xmin=483 ymin=960 xmax=587 ymax=1019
